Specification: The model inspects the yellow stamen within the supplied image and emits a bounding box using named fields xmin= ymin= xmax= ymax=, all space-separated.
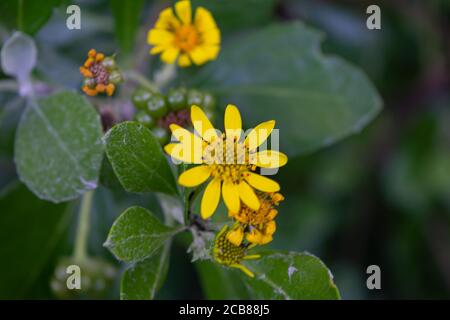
xmin=95 ymin=53 xmax=104 ymax=62
xmin=212 ymin=225 xmax=259 ymax=277
xmin=106 ymin=83 xmax=115 ymax=96
xmin=88 ymin=49 xmax=97 ymax=57
xmin=84 ymin=58 xmax=94 ymax=68
xmin=174 ymin=24 xmax=200 ymax=53
xmin=79 ymin=67 xmax=93 ymax=78
xmin=96 ymin=84 xmax=106 ymax=93
xmin=226 ymin=227 xmax=244 ymax=246
xmin=82 ymin=85 xmax=97 ymax=96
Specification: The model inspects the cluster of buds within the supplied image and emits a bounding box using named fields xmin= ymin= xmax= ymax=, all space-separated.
xmin=50 ymin=256 xmax=116 ymax=299
xmin=212 ymin=225 xmax=261 ymax=277
xmin=80 ymin=49 xmax=123 ymax=97
xmin=226 ymin=192 xmax=284 ymax=247
xmin=211 ymin=192 xmax=284 ymax=277
xmin=132 ymin=87 xmax=216 ymax=144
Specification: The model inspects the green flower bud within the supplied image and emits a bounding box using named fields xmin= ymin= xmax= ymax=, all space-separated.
xmin=152 ymin=127 xmax=169 ymax=145
xmin=187 ymin=89 xmax=204 ymax=107
xmin=167 ymin=87 xmax=187 ymax=111
xmin=132 ymin=88 xmax=154 ymax=110
xmin=108 ymin=71 xmax=123 ymax=85
xmin=146 ymin=94 xmax=168 ymax=118
xmin=202 ymin=92 xmax=216 ymax=111
xmin=83 ymin=78 xmax=95 ymax=88
xmin=135 ymin=110 xmax=156 ymax=128
xmin=50 ymin=257 xmax=116 ymax=299
xmin=101 ymin=57 xmax=116 ymax=71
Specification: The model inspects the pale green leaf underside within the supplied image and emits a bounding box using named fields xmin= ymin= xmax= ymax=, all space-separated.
xmin=239 ymin=251 xmax=341 ymax=300
xmin=120 ymin=242 xmax=171 ymax=300
xmin=14 ymin=91 xmax=103 ymax=203
xmin=104 ymin=206 xmax=175 ymax=263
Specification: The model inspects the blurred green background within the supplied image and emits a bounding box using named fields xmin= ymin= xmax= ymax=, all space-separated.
xmin=0 ymin=0 xmax=449 ymax=299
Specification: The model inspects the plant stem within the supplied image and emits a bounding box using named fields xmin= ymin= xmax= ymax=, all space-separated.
xmin=153 ymin=63 xmax=177 ymax=88
xmin=73 ymin=190 xmax=95 ymax=262
xmin=124 ymin=70 xmax=159 ymax=92
xmin=185 ymin=186 xmax=204 ymax=225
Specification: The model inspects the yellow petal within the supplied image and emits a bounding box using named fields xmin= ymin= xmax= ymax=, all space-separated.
xmin=194 ymin=7 xmax=217 ymax=32
xmin=175 ymin=0 xmax=192 ymax=24
xmin=222 ymin=180 xmax=240 ymax=213
xmin=246 ymin=229 xmax=263 ymax=244
xmin=243 ymin=254 xmax=261 ymax=260
xmin=178 ymin=165 xmax=211 ymax=187
xmin=167 ymin=125 xmax=204 ymax=163
xmin=230 ymin=263 xmax=254 ymax=278
xmin=154 ymin=7 xmax=180 ymax=30
xmin=164 ymin=143 xmax=201 ymax=164
xmin=265 ymin=221 xmax=276 ymax=236
xmin=150 ymin=46 xmax=165 ymax=55
xmin=253 ymin=150 xmax=288 ymax=168
xmin=268 ymin=209 xmax=278 ymax=220
xmin=178 ymin=53 xmax=191 ymax=67
xmin=244 ymin=172 xmax=280 ymax=192
xmin=161 ymin=47 xmax=179 ymax=64
xmin=244 ymin=120 xmax=275 ymax=150
xmin=224 ymin=104 xmax=242 ymax=133
xmin=202 ymin=28 xmax=221 ymax=45
xmin=237 ymin=181 xmax=260 ymax=211
xmin=259 ymin=234 xmax=273 ymax=245
xmin=201 ymin=178 xmax=221 ymax=219
xmin=226 ymin=227 xmax=244 ymax=246
xmin=191 ymin=105 xmax=218 ymax=142
xmin=189 ymin=45 xmax=219 ymax=65
xmin=169 ymin=123 xmax=202 ymax=146
xmin=147 ymin=29 xmax=174 ymax=46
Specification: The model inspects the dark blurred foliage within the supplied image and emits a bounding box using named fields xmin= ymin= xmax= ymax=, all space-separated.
xmin=0 ymin=0 xmax=449 ymax=299
xmin=273 ymin=0 xmax=450 ymax=299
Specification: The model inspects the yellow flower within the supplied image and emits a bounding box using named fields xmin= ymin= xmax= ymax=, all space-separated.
xmin=79 ymin=49 xmax=122 ymax=96
xmin=147 ymin=0 xmax=220 ymax=67
xmin=165 ymin=104 xmax=288 ymax=219
xmin=213 ymin=225 xmax=260 ymax=277
xmin=228 ymin=192 xmax=284 ymax=246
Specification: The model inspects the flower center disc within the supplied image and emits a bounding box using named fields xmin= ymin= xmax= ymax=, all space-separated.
xmin=204 ymin=137 xmax=251 ymax=183
xmin=174 ymin=24 xmax=200 ymax=52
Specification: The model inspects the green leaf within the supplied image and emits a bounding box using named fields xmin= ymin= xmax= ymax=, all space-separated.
xmin=104 ymin=121 xmax=177 ymax=195
xmin=14 ymin=91 xmax=104 ymax=203
xmin=121 ymin=241 xmax=171 ymax=300
xmin=192 ymin=0 xmax=276 ymax=33
xmin=239 ymin=251 xmax=341 ymax=299
xmin=190 ymin=22 xmax=382 ymax=156
xmin=109 ymin=0 xmax=145 ymax=54
xmin=0 ymin=0 xmax=61 ymax=35
xmin=104 ymin=206 xmax=177 ymax=262
xmin=0 ymin=181 xmax=70 ymax=299
xmin=195 ymin=260 xmax=251 ymax=299
xmin=99 ymin=156 xmax=123 ymax=191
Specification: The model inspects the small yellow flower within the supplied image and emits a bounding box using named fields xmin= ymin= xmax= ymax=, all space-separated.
xmin=164 ymin=104 xmax=288 ymax=219
xmin=228 ymin=192 xmax=283 ymax=246
xmin=147 ymin=0 xmax=221 ymax=67
xmin=213 ymin=225 xmax=260 ymax=277
xmin=79 ymin=49 xmax=122 ymax=97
